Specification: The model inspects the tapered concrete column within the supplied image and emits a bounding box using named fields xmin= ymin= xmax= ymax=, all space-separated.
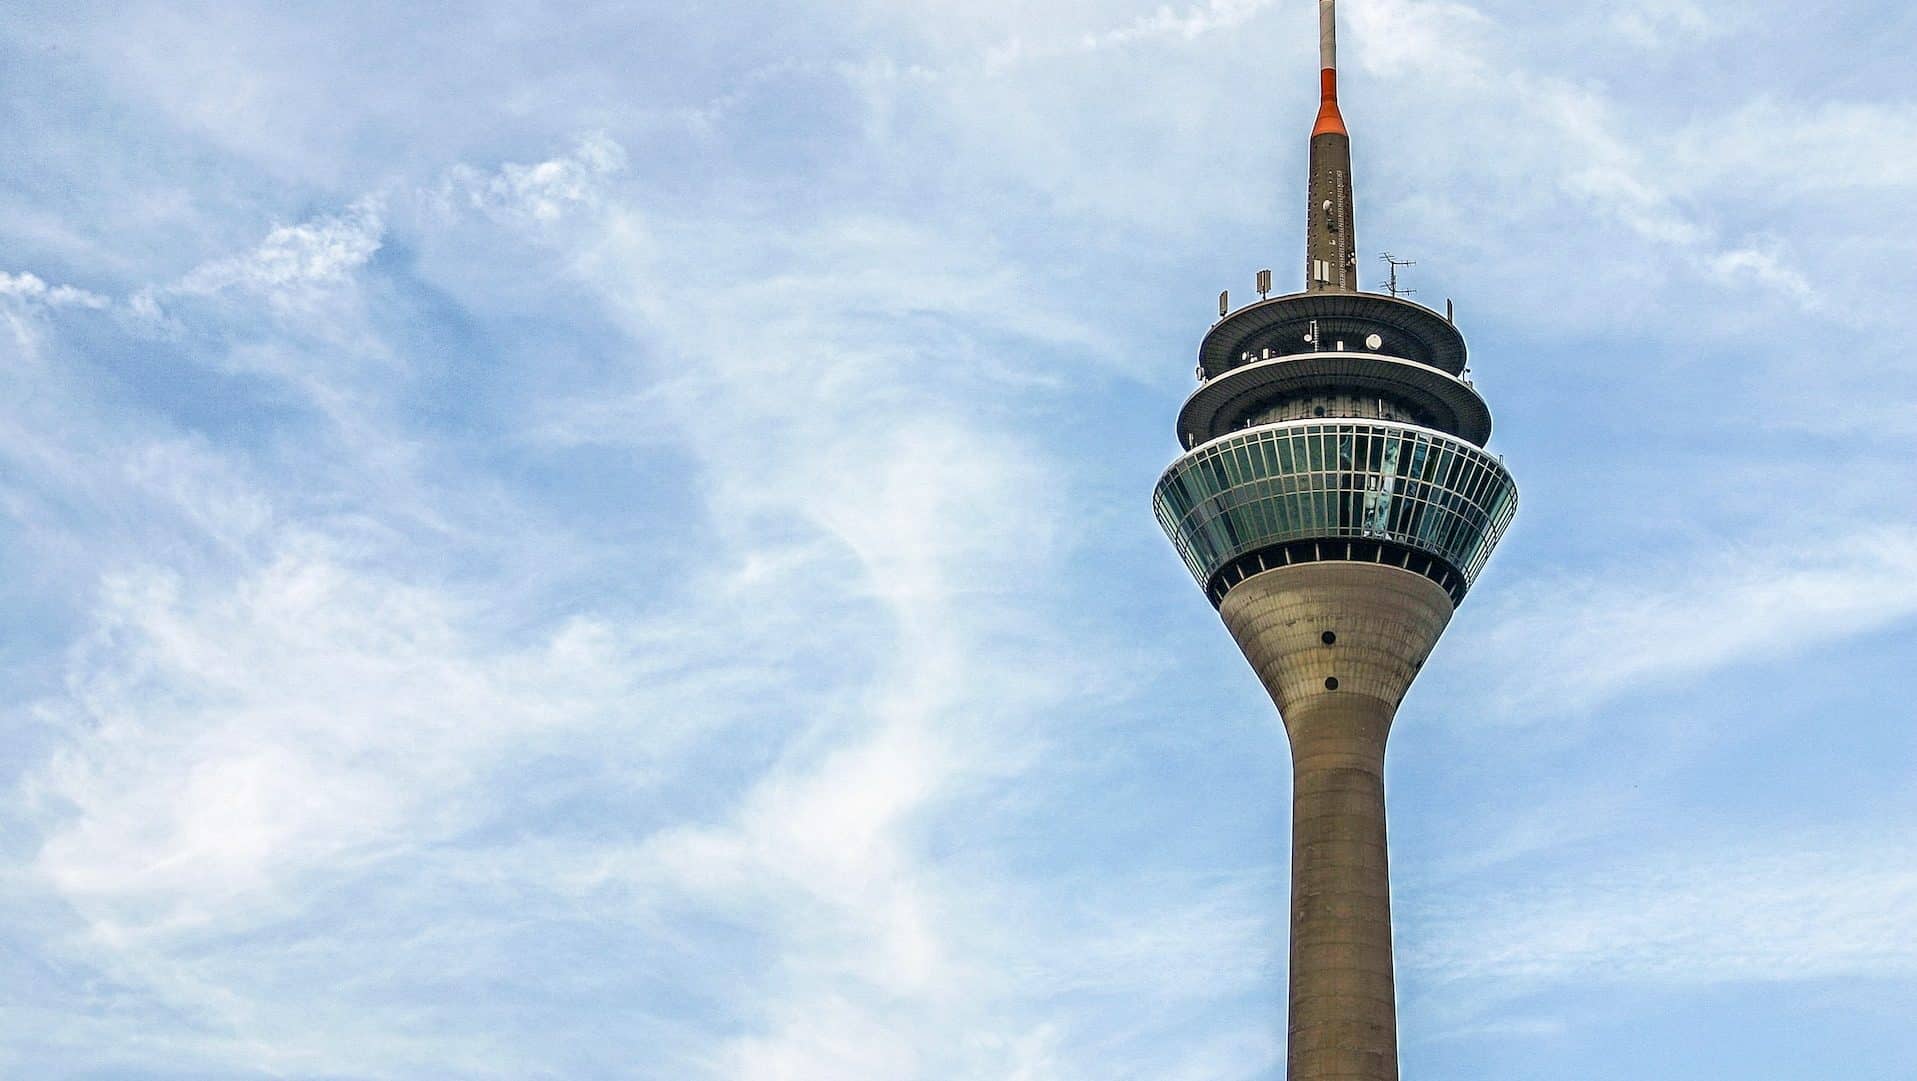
xmin=1217 ymin=562 xmax=1453 ymax=1081
xmin=1285 ymin=697 xmax=1397 ymax=1081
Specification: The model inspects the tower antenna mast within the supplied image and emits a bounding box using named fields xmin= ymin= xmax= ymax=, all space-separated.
xmin=1306 ymin=0 xmax=1357 ymax=293
xmin=1379 ymin=252 xmax=1417 ymax=299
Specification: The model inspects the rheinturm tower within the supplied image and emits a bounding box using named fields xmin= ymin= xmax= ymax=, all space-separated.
xmin=1151 ymin=3 xmax=1518 ymax=1079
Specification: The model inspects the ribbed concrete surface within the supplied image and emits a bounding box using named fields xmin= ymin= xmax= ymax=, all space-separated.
xmin=1217 ymin=563 xmax=1453 ymax=1081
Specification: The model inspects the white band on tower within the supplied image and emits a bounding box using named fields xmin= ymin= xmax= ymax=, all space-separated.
xmin=1320 ymin=0 xmax=1337 ymax=71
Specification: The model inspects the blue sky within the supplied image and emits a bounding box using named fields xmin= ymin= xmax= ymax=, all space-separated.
xmin=2 ymin=0 xmax=1915 ymax=1077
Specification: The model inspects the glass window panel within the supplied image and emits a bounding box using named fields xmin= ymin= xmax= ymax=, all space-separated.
xmin=1390 ymin=489 xmax=1414 ymax=536
xmin=1405 ymin=440 xmax=1428 ymax=482
xmin=1470 ymin=464 xmax=1492 ymax=506
xmin=1490 ymin=486 xmax=1515 ymax=523
xmin=1403 ymin=495 xmax=1426 ymax=538
xmin=1457 ymin=461 xmax=1478 ymax=505
xmin=1366 ymin=487 xmax=1392 ymax=534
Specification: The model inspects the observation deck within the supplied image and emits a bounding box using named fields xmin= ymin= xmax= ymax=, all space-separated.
xmin=1154 ymin=420 xmax=1517 ymax=607
xmin=1157 ymin=290 xmax=1516 ymax=609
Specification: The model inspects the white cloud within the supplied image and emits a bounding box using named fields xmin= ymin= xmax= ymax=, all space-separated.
xmin=1406 ymin=838 xmax=1917 ymax=992
xmin=1708 ymin=242 xmax=1814 ymax=303
xmin=29 ymin=544 xmax=652 ymax=946
xmin=8 ymin=1 xmax=1917 ymax=1075
xmin=1457 ymin=528 xmax=1917 ymax=717
xmin=984 ymin=0 xmax=1279 ymax=72
xmin=12 ymin=518 xmax=816 ymax=1073
xmin=173 ymin=198 xmax=385 ymax=299
xmin=1675 ymin=98 xmax=1917 ymax=195
xmin=437 ymin=133 xmax=627 ymax=225
xmin=0 ymin=270 xmax=111 ymax=310
xmin=1609 ymin=0 xmax=1730 ymax=50
xmin=1347 ymin=0 xmax=1493 ymax=81
xmin=5 ymin=129 xmax=1183 ymax=1075
xmin=1333 ymin=0 xmax=1829 ymax=311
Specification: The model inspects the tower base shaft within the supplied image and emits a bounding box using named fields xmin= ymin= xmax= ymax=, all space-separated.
xmin=1286 ymin=699 xmax=1398 ymax=1081
xmin=1216 ymin=563 xmax=1453 ymax=1081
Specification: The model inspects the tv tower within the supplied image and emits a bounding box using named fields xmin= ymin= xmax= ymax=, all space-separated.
xmin=1151 ymin=3 xmax=1517 ymax=1078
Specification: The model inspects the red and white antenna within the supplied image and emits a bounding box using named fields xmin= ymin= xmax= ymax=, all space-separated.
xmin=1314 ymin=0 xmax=1346 ymax=138
xmin=1305 ymin=0 xmax=1358 ymax=292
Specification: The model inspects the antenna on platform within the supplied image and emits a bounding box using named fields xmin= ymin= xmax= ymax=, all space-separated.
xmin=1379 ymin=252 xmax=1417 ymax=299
xmin=1257 ymin=269 xmax=1273 ymax=299
xmin=1219 ymin=290 xmax=1230 ymax=318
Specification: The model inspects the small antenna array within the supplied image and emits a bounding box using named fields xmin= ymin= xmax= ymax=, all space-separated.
xmin=1379 ymin=252 xmax=1417 ymax=299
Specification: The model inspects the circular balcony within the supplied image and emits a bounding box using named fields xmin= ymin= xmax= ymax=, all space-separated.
xmin=1177 ymin=351 xmax=1491 ymax=449
xmin=1200 ymin=291 xmax=1468 ymax=379
xmin=1154 ymin=420 xmax=1517 ymax=607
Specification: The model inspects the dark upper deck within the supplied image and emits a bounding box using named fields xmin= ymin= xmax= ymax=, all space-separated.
xmin=1177 ymin=351 xmax=1491 ymax=448
xmin=1199 ymin=291 xmax=1468 ymax=379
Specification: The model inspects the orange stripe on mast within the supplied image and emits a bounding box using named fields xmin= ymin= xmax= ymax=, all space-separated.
xmin=1313 ymin=68 xmax=1346 ymax=137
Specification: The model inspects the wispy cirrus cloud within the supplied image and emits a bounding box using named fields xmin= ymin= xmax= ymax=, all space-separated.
xmin=1608 ymin=0 xmax=1735 ymax=50
xmin=1348 ymin=0 xmax=1822 ymax=310
xmin=2 ymin=126 xmax=1257 ymax=1078
xmin=172 ymin=199 xmax=386 ymax=300
xmin=0 ymin=271 xmax=111 ymax=310
xmin=1450 ymin=527 xmax=1917 ymax=719
xmin=435 ymin=133 xmax=627 ymax=225
xmin=982 ymin=0 xmax=1280 ymax=72
xmin=1674 ymin=98 xmax=1917 ymax=195
xmin=1405 ymin=836 xmax=1917 ymax=995
xmin=5 ymin=1 xmax=1917 ymax=1078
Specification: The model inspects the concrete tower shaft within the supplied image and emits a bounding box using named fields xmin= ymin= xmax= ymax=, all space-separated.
xmin=1152 ymin=3 xmax=1517 ymax=1079
xmin=1219 ymin=563 xmax=1454 ymax=1081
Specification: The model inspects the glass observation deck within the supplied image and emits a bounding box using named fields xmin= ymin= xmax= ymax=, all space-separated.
xmin=1154 ymin=420 xmax=1517 ymax=606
